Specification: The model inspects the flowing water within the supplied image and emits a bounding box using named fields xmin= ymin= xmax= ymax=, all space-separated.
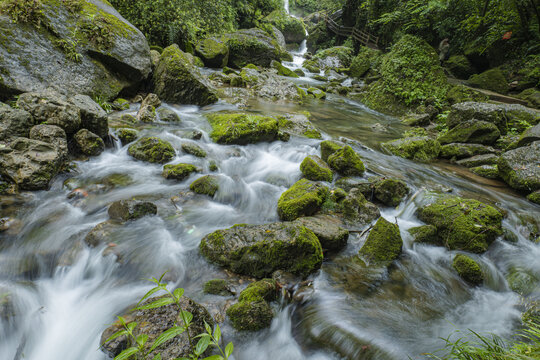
xmin=1 ymin=41 xmax=539 ymax=360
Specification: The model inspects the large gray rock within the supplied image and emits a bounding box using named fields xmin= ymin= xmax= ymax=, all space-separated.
xmin=200 ymin=222 xmax=323 ymax=278
xmin=68 ymin=94 xmax=108 ymax=138
xmin=437 ymin=120 xmax=500 ymax=145
xmin=0 ymin=0 xmax=151 ymax=100
xmin=294 ymin=215 xmax=349 ymax=251
xmin=29 ymin=124 xmax=68 ymax=160
xmin=439 ymin=143 xmax=499 ymax=159
xmin=498 ymin=141 xmax=540 ymax=192
xmin=153 ymin=45 xmax=218 ymax=106
xmin=195 ymin=38 xmax=229 ymax=68
xmin=0 ymin=137 xmax=62 ymax=190
xmin=517 ymin=123 xmax=540 ymax=148
xmin=74 ymin=129 xmax=105 ymax=156
xmin=0 ymin=103 xmax=34 ymax=139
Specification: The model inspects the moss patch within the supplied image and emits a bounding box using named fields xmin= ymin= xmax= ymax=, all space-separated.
xmin=190 ymin=175 xmax=219 ymax=196
xmin=452 ymin=254 xmax=483 ymax=286
xmin=127 ymin=137 xmax=175 ymax=164
xmin=162 ymin=163 xmax=199 ymax=181
xmin=277 ymin=179 xmax=329 ymax=221
xmin=207 ymin=113 xmax=279 ymax=145
xmin=359 ymin=217 xmax=403 ymax=264
xmin=327 ymin=145 xmax=365 ymax=176
xmin=300 ymin=155 xmax=332 ymax=182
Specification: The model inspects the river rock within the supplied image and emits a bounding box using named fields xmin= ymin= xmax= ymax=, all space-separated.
xmin=227 ymin=279 xmax=278 ymax=331
xmin=68 ymin=94 xmax=108 ymax=138
xmin=439 ymin=143 xmax=499 ymax=159
xmin=456 ymin=154 xmax=499 ymax=168
xmin=527 ymin=191 xmax=540 ymax=205
xmin=0 ymin=0 xmax=151 ymax=100
xmin=128 ymin=137 xmax=175 ymax=163
xmin=359 ymin=217 xmax=403 ymax=264
xmin=141 ymin=93 xmax=161 ymax=109
xmin=498 ymin=141 xmax=540 ymax=192
xmin=409 ymin=225 xmax=438 ymax=244
xmin=101 ymin=295 xmax=213 ymax=360
xmin=437 ymin=120 xmax=500 ymax=145
xmin=207 ymin=113 xmax=279 ymax=145
xmin=0 ymin=103 xmax=34 ymax=139
xmin=181 ymin=143 xmax=206 ymax=158
xmin=203 ymin=279 xmax=235 ymax=296
xmin=157 ymin=108 xmax=181 ymax=122
xmin=153 ymin=45 xmax=218 ymax=106
xmin=452 ymin=254 xmax=483 ymax=286
xmin=300 ymin=155 xmax=332 ymax=182
xmin=294 ymin=215 xmax=349 ymax=251
xmin=116 ymin=128 xmax=138 ymax=145
xmin=327 ymin=145 xmax=365 ymax=176
xmin=372 ymin=178 xmax=410 ymax=207
xmin=417 ymin=196 xmax=503 ymax=253
xmin=271 ymin=60 xmax=299 ymax=78
xmin=0 ymin=137 xmax=62 ymax=190
xmin=200 ymin=222 xmax=323 ymax=278
xmin=277 ymin=113 xmax=322 ymax=139
xmin=136 ymin=105 xmax=156 ymax=123
xmin=381 ymin=136 xmax=441 ymax=162
xmin=517 ymin=123 xmax=540 ymax=148
xmin=195 ymin=38 xmax=229 ymax=68
xmin=108 ymin=200 xmax=157 ymax=221
xmin=304 ymin=46 xmax=353 ymax=70
xmin=162 ymin=164 xmax=199 ymax=181
xmin=29 ymin=124 xmax=68 ymax=160
xmin=277 ymin=179 xmax=329 ymax=221
xmin=190 ymin=175 xmax=220 ymax=196
xmin=320 ymin=140 xmax=344 ymax=162
xmin=339 ymin=189 xmax=381 ymax=226
xmin=84 ymin=220 xmax=122 ymax=247
xmin=74 ymin=129 xmax=105 ymax=156
xmin=470 ymin=165 xmax=499 ymax=179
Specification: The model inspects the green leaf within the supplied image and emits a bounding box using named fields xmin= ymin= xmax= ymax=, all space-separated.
xmin=136 ymin=334 xmax=148 ymax=347
xmin=127 ymin=322 xmax=137 ymax=333
xmin=204 ymin=322 xmax=212 ymax=335
xmin=152 ymin=354 xmax=162 ymax=360
xmin=149 ymin=326 xmax=186 ymax=352
xmin=180 ymin=310 xmax=193 ymax=325
xmin=102 ymin=329 xmax=128 ymax=346
xmin=118 ymin=316 xmax=127 ymax=327
xmin=202 ymin=356 xmax=223 ymax=360
xmin=114 ymin=347 xmax=139 ymax=360
xmin=134 ymin=297 xmax=174 ymax=311
xmin=213 ymin=324 xmax=221 ymax=342
xmin=137 ymin=286 xmax=163 ymax=306
xmin=195 ymin=336 xmax=211 ymax=356
xmin=225 ymin=342 xmax=233 ymax=358
xmin=173 ymin=288 xmax=184 ymax=301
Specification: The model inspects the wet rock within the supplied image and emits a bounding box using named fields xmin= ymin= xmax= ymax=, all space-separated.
xmin=203 ymin=279 xmax=235 ymax=296
xmin=108 ymin=200 xmax=157 ymax=221
xmin=74 ymin=129 xmax=105 ymax=156
xmin=300 ymin=155 xmax=332 ymax=182
xmin=456 ymin=154 xmax=499 ymax=168
xmin=141 ymin=93 xmax=161 ymax=109
xmin=200 ymin=222 xmax=323 ymax=278
xmin=373 ymin=178 xmax=410 ymax=207
xmin=157 ymin=108 xmax=181 ymax=122
xmin=112 ymin=98 xmax=130 ymax=111
xmin=294 ymin=214 xmax=349 ymax=251
xmin=517 ymin=123 xmax=540 ymax=148
xmin=116 ymin=128 xmax=138 ymax=145
xmin=162 ymin=164 xmax=199 ymax=181
xmin=327 ymin=145 xmax=365 ymax=176
xmin=0 ymin=137 xmax=62 ymax=190
xmin=207 ymin=113 xmax=278 ymax=145
xmin=227 ymin=278 xmax=278 ymax=331
xmin=84 ymin=220 xmax=122 ymax=247
xmin=304 ymin=46 xmax=353 ymax=71
xmin=468 ymin=68 xmax=509 ymax=94
xmin=381 ymin=136 xmax=441 ymax=162
xmin=339 ymin=189 xmax=380 ymax=226
xmin=69 ymin=94 xmax=109 ymax=138
xmin=190 ymin=175 xmax=220 ymax=196
xmin=359 ymin=217 xmax=403 ymax=264
xmin=439 ymin=143 xmax=499 ymax=159
xmin=136 ymin=105 xmax=157 ymax=123
xmin=438 ymin=120 xmax=500 ymax=145
xmin=277 ymin=112 xmax=321 ymax=139
xmin=452 ymin=254 xmax=483 ymax=286
xmin=195 ymin=38 xmax=229 ymax=68
xmin=181 ymin=143 xmax=207 ymax=158
xmin=506 ymin=268 xmax=538 ymax=295
xmin=498 ymin=141 xmax=540 ymax=192
xmin=307 ymin=87 xmax=326 ymax=99
xmin=417 ymin=196 xmax=503 ymax=253
xmin=401 ymin=113 xmax=431 ymax=127
xmin=516 ymin=88 xmax=540 ymax=109
xmin=29 ymin=124 xmax=68 ymax=160
xmin=0 ymin=102 xmax=34 ymax=139
xmin=527 ymin=191 xmax=540 ymax=205
xmin=277 ymin=179 xmax=329 ymax=221
xmin=446 ymin=55 xmax=476 ymax=79
xmin=320 ymin=140 xmax=344 ymax=162
xmin=271 ymin=60 xmax=299 ymax=78
xmin=409 ymin=225 xmax=438 ymax=244
xmin=128 ymin=137 xmax=175 ymax=163
xmin=470 ymin=164 xmax=499 ymax=179
xmin=101 ymin=295 xmax=213 ymax=360
xmin=153 ymin=45 xmax=218 ymax=106
xmin=334 ymin=178 xmax=372 ymax=196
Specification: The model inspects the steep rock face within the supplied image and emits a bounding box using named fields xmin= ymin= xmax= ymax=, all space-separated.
xmin=0 ymin=0 xmax=152 ymax=100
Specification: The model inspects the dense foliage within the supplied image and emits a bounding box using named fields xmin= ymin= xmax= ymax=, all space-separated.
xmin=290 ymin=0 xmax=345 ymax=14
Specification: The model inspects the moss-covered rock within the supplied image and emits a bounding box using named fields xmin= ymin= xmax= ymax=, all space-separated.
xmin=445 ymin=55 xmax=476 ymax=79
xmin=136 ymin=105 xmax=156 ymax=123
xmin=300 ymin=155 xmax=333 ymax=182
xmin=304 ymin=46 xmax=353 ymax=71
xmin=470 ymin=165 xmax=499 ymax=179
xmin=207 ymin=113 xmax=278 ymax=145
xmin=162 ymin=164 xmax=199 ymax=181
xmin=128 ymin=137 xmax=175 ymax=163
xmin=263 ymin=10 xmax=306 ymax=44
xmin=327 ymin=145 xmax=365 ymax=176
xmin=498 ymin=141 xmax=540 ymax=192
xmin=320 ymin=140 xmax=343 ymax=162
xmin=417 ymin=196 xmax=503 ymax=253
xmin=517 ymin=123 xmax=540 ymax=148
xmin=157 ymin=107 xmax=181 ymax=122
xmin=271 ymin=60 xmax=299 ymax=78
xmin=506 ymin=268 xmax=538 ymax=295
xmin=277 ymin=179 xmax=329 ymax=221
xmin=336 ymin=189 xmax=380 ymax=226
xmin=439 ymin=143 xmax=498 ymax=159
xmin=409 ymin=225 xmax=438 ymax=244
xmin=527 ymin=190 xmax=540 ymax=205
xmin=437 ymin=120 xmax=501 ymax=145
xmin=468 ymin=68 xmax=509 ymax=94
xmin=226 ymin=300 xmax=273 ymax=332
xmin=373 ymin=178 xmax=410 ymax=207
xmin=381 ymin=136 xmax=441 ymax=162
xmin=349 ymin=47 xmax=382 ymax=78
xmin=181 ymin=143 xmax=207 ymax=158
xmin=452 ymin=254 xmax=483 ymax=285
xmin=238 ymin=278 xmax=279 ymax=303
xmin=112 ymin=98 xmax=130 ymax=111
xmin=153 ymin=45 xmax=218 ymax=106
xmin=200 ymin=222 xmax=323 ymax=278
xmin=108 ymin=200 xmax=157 ymax=221
xmin=74 ymin=129 xmax=105 ymax=156
xmin=195 ymin=38 xmax=229 ymax=68
xmin=359 ymin=217 xmax=403 ymax=264
xmin=307 ymin=87 xmax=326 ymax=99
xmin=445 ymin=85 xmax=489 ymax=105
xmin=116 ymin=128 xmax=138 ymax=145
xmin=294 ymin=214 xmax=349 ymax=251
xmin=456 ymin=154 xmax=499 ymax=168
xmin=203 ymin=279 xmax=234 ymax=296
xmin=516 ymin=88 xmax=540 ymax=109
xmin=190 ymin=175 xmax=220 ymax=197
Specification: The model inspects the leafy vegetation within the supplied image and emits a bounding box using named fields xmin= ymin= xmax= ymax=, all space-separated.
xmin=0 ymin=0 xmax=43 ymax=28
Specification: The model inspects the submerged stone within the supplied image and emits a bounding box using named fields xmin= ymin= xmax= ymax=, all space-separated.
xmin=181 ymin=143 xmax=207 ymax=158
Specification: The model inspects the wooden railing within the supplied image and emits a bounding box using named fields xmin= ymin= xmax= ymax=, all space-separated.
xmin=324 ymin=10 xmax=379 ymax=50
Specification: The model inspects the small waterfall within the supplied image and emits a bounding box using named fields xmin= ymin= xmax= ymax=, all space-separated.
xmin=284 ymin=0 xmax=290 ymax=14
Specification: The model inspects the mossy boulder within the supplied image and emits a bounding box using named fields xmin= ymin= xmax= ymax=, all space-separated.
xmin=527 ymin=190 xmax=540 ymax=205
xmin=456 ymin=154 xmax=499 ymax=168
xmin=181 ymin=143 xmax=207 ymax=158
xmin=74 ymin=129 xmax=105 ymax=156
xmin=506 ymin=268 xmax=538 ymax=295
xmin=381 ymin=136 xmax=441 ymax=162
xmin=157 ymin=108 xmax=181 ymax=122
xmin=439 ymin=143 xmax=498 ymax=159
xmin=136 ymin=105 xmax=157 ymax=123
xmin=497 ymin=141 xmax=540 ymax=192
xmin=468 ymin=68 xmax=509 ymax=94
xmin=116 ymin=128 xmax=138 ymax=145
xmin=207 ymin=113 xmax=279 ymax=145
xmin=359 ymin=217 xmax=403 ymax=264
xmin=294 ymin=214 xmax=349 ymax=251
xmin=162 ymin=164 xmax=199 ymax=181
xmin=445 ymin=55 xmax=476 ymax=79
xmin=437 ymin=120 xmax=501 ymax=145
xmin=307 ymin=87 xmax=326 ymax=99
xmin=263 ymin=10 xmax=306 ymax=44
xmin=417 ymin=196 xmax=503 ymax=253
xmin=373 ymin=178 xmax=410 ymax=207
xmin=409 ymin=225 xmax=438 ymax=244
xmin=112 ymin=98 xmax=130 ymax=111
xmin=128 ymin=137 xmax=175 ymax=163
xmin=190 ymin=175 xmax=220 ymax=196
xmin=517 ymin=123 xmax=540 ymax=148
xmin=304 ymin=46 xmax=353 ymax=71
xmin=195 ymin=38 xmax=229 ymax=68
xmin=200 ymin=222 xmax=323 ymax=278
xmin=452 ymin=254 xmax=484 ymax=286
xmin=108 ymin=200 xmax=157 ymax=221
xmin=320 ymin=140 xmax=343 ymax=162
xmin=277 ymin=112 xmax=321 ymax=139
xmin=446 ymin=85 xmax=489 ymax=105
xmin=271 ymin=60 xmax=299 ymax=78
xmin=470 ymin=165 xmax=499 ymax=179
xmin=300 ymin=155 xmax=333 ymax=182
xmin=336 ymin=189 xmax=381 ymax=226
xmin=203 ymin=279 xmax=234 ymax=296
xmin=349 ymin=47 xmax=382 ymax=78
xmin=327 ymin=146 xmax=365 ymax=176
xmin=29 ymin=124 xmax=68 ymax=160
xmin=277 ymin=179 xmax=329 ymax=221
xmin=516 ymin=88 xmax=540 ymax=109
xmin=153 ymin=45 xmax=218 ymax=106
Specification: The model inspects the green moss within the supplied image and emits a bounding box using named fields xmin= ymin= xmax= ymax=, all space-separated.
xmin=207 ymin=113 xmax=278 ymax=145
xmin=445 ymin=55 xmax=475 ymax=79
xmin=409 ymin=225 xmax=438 ymax=244
xmin=506 ymin=268 xmax=538 ymax=295
xmin=190 ymin=175 xmax=219 ymax=196
xmin=445 ymin=84 xmax=489 ymax=105
xmin=263 ymin=10 xmax=306 ymax=44
xmin=162 ymin=163 xmax=199 ymax=180
xmin=307 ymin=87 xmax=326 ymax=100
xmin=327 ymin=145 xmax=365 ymax=176
xmin=439 ymin=143 xmax=494 ymax=159
xmin=271 ymin=60 xmax=299 ymax=78
xmin=403 ymin=127 xmax=428 ymax=138
xmin=417 ymin=196 xmax=503 ymax=253
xmin=306 ymin=46 xmax=353 ymax=69
xmin=359 ymin=217 xmax=403 ymax=264
xmin=195 ymin=38 xmax=229 ymax=68
xmin=470 ymin=165 xmax=499 ymax=179
xmin=203 ymin=279 xmax=233 ymax=296
xmin=112 ymin=98 xmax=129 ymax=111
xmin=244 ymin=63 xmax=258 ymax=70
xmin=381 ymin=136 xmax=441 ymax=162
xmin=437 ymin=120 xmax=500 ymax=145
xmin=181 ymin=143 xmax=206 ymax=158
xmin=349 ymin=47 xmax=381 ymax=78
xmin=373 ymin=178 xmax=409 ymax=207
xmin=300 ymin=155 xmax=333 ymax=182
xmin=277 ymin=179 xmax=329 ymax=221
xmin=452 ymin=254 xmax=484 ymax=286
xmin=303 ymin=129 xmax=322 ymax=139
xmin=226 ymin=300 xmax=273 ymax=331
xmin=320 ymin=140 xmax=342 ymax=162
xmin=238 ymin=279 xmax=278 ymax=303
xmin=128 ymin=137 xmax=175 ymax=163
xmin=468 ymin=68 xmax=509 ymax=94
xmin=527 ymin=191 xmax=540 ymax=205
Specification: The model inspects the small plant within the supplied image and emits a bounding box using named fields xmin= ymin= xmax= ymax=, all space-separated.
xmin=0 ymin=0 xmax=43 ymax=28
xmin=62 ymin=0 xmax=84 ymax=13
xmin=53 ymin=38 xmax=82 ymax=63
xmin=103 ymin=273 xmax=234 ymax=360
xmin=79 ymin=14 xmax=115 ymax=50
xmin=92 ymin=95 xmax=113 ymax=113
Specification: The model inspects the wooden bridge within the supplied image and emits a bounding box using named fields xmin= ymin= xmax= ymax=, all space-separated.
xmin=324 ymin=10 xmax=379 ymax=50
